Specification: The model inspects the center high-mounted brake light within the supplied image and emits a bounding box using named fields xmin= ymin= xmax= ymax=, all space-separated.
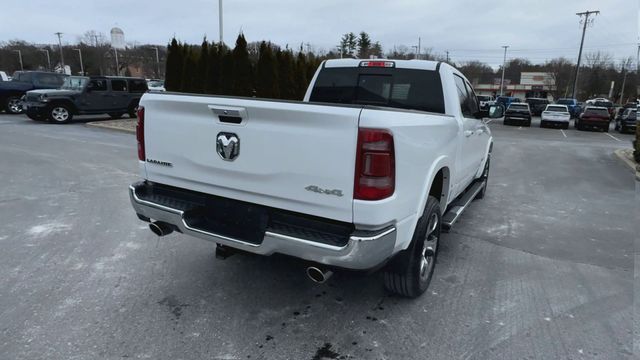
xmin=136 ymin=106 xmax=145 ymax=161
xmin=354 ymin=128 xmax=395 ymax=200
xmin=359 ymin=61 xmax=395 ymax=68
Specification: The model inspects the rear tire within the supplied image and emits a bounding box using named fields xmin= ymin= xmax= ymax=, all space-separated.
xmin=540 ymin=121 xmax=546 ymax=128
xmin=602 ymin=125 xmax=609 ymax=133
xmin=109 ymin=112 xmax=124 ymax=119
xmin=563 ymin=123 xmax=569 ymax=130
xmin=383 ymin=196 xmax=441 ymax=298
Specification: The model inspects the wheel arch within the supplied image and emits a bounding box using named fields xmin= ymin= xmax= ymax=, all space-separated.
xmin=415 ymin=156 xmax=452 ymax=223
xmin=48 ymin=99 xmax=78 ymax=114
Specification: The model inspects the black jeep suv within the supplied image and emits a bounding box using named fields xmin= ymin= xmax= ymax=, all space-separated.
xmin=0 ymin=71 xmax=67 ymax=114
xmin=23 ymin=76 xmax=148 ymax=123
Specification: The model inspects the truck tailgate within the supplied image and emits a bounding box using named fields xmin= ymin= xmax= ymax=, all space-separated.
xmin=141 ymin=93 xmax=361 ymax=222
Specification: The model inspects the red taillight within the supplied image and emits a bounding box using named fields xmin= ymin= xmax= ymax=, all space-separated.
xmin=136 ymin=106 xmax=145 ymax=161
xmin=359 ymin=60 xmax=395 ymax=68
xmin=354 ymin=128 xmax=395 ymax=200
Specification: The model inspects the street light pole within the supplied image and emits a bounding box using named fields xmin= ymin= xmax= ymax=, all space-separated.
xmin=219 ymin=0 xmax=223 ymax=45
xmin=499 ymin=45 xmax=509 ymax=96
xmin=113 ymin=48 xmax=120 ymax=76
xmin=55 ymin=32 xmax=65 ymax=70
xmin=74 ymin=49 xmax=84 ymax=75
xmin=13 ymin=50 xmax=23 ymax=71
xmin=154 ymin=47 xmax=161 ymax=78
xmin=39 ymin=49 xmax=51 ymax=71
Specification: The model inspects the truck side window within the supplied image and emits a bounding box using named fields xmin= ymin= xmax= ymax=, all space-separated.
xmin=89 ymin=79 xmax=107 ymax=91
xmin=464 ymin=81 xmax=479 ymax=114
xmin=36 ymin=73 xmax=65 ymax=87
xmin=111 ymin=80 xmax=128 ymax=92
xmin=453 ymin=74 xmax=473 ymax=117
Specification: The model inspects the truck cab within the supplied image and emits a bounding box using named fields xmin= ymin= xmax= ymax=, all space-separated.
xmin=0 ymin=71 xmax=67 ymax=114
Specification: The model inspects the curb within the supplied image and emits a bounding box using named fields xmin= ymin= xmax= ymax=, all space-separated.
xmin=86 ymin=121 xmax=135 ymax=134
xmin=613 ymin=149 xmax=640 ymax=179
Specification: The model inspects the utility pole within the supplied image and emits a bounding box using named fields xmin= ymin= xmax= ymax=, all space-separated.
xmin=74 ymin=49 xmax=84 ymax=75
xmin=619 ymin=66 xmax=628 ymax=104
xmin=412 ymin=45 xmax=419 ymax=59
xmin=571 ymin=10 xmax=599 ymax=99
xmin=218 ymin=0 xmax=223 ymax=45
xmin=154 ymin=47 xmax=161 ymax=78
xmin=446 ymin=50 xmax=450 ymax=63
xmin=337 ymin=46 xmax=343 ymax=59
xmin=55 ymin=32 xmax=65 ymax=70
xmin=499 ymin=45 xmax=509 ymax=96
xmin=13 ymin=50 xmax=23 ymax=71
xmin=417 ymin=37 xmax=421 ymax=60
xmin=39 ymin=49 xmax=51 ymax=71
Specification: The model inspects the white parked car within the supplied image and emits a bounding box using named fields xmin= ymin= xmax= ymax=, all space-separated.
xmin=128 ymin=59 xmax=499 ymax=297
xmin=146 ymin=79 xmax=165 ymax=92
xmin=540 ymin=104 xmax=571 ymax=129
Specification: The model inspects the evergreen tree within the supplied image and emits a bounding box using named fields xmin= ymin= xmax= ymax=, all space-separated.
xmin=370 ymin=42 xmax=383 ymax=58
xmin=255 ymin=42 xmax=279 ymax=98
xmin=194 ymin=38 xmax=209 ymax=93
xmin=276 ymin=49 xmax=296 ymax=100
xmin=219 ymin=46 xmax=234 ymax=95
xmin=180 ymin=46 xmax=198 ymax=93
xmin=231 ymin=33 xmax=253 ymax=96
xmin=294 ymin=52 xmax=308 ymax=99
xmin=346 ymin=32 xmax=357 ymax=57
xmin=206 ymin=42 xmax=221 ymax=94
xmin=164 ymin=38 xmax=182 ymax=91
xmin=357 ymin=32 xmax=372 ymax=59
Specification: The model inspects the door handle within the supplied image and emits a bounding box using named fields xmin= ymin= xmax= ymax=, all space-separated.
xmin=464 ymin=130 xmax=474 ymax=137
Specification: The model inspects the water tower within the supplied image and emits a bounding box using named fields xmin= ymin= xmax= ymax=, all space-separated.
xmin=110 ymin=27 xmax=125 ymax=49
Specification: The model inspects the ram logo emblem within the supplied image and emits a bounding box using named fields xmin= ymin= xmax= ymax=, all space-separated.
xmin=216 ymin=132 xmax=240 ymax=161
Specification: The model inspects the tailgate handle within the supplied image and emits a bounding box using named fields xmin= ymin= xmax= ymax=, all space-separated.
xmin=209 ymin=105 xmax=247 ymax=125
xmin=218 ymin=115 xmax=242 ymax=124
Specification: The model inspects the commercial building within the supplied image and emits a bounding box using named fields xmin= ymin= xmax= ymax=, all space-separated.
xmin=475 ymin=72 xmax=556 ymax=100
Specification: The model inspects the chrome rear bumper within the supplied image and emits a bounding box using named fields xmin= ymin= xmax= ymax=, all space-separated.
xmin=129 ymin=183 xmax=396 ymax=270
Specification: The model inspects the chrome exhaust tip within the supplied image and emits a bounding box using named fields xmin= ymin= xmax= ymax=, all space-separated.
xmin=149 ymin=221 xmax=173 ymax=237
xmin=306 ymin=266 xmax=333 ymax=284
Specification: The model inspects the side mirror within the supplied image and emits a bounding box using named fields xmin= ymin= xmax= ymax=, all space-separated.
xmin=488 ymin=105 xmax=504 ymax=118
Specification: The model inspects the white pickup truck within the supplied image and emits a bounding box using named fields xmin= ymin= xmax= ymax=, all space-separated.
xmin=129 ymin=59 xmax=500 ymax=297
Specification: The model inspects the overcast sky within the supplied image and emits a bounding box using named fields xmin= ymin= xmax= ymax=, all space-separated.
xmin=4 ymin=0 xmax=638 ymax=67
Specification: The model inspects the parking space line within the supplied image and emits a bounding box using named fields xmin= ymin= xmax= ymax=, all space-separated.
xmin=560 ymin=129 xmax=567 ymax=138
xmin=604 ymin=133 xmax=621 ymax=142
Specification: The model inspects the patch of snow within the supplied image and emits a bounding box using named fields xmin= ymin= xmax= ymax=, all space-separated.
xmin=27 ymin=222 xmax=71 ymax=237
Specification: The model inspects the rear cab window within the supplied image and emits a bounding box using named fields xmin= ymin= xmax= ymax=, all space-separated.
xmin=546 ymin=106 xmax=568 ymax=112
xmin=585 ymin=108 xmax=609 ymax=117
xmin=309 ymin=66 xmax=445 ymax=114
xmin=508 ymin=104 xmax=529 ymax=111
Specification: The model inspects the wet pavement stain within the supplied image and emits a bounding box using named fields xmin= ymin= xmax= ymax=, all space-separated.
xmin=157 ymin=295 xmax=190 ymax=320
xmin=311 ymin=343 xmax=340 ymax=360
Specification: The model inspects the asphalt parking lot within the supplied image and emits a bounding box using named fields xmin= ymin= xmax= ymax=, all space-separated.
xmin=0 ymin=114 xmax=636 ymax=360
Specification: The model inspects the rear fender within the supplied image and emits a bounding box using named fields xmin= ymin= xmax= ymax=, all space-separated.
xmin=398 ymin=156 xmax=451 ymax=252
